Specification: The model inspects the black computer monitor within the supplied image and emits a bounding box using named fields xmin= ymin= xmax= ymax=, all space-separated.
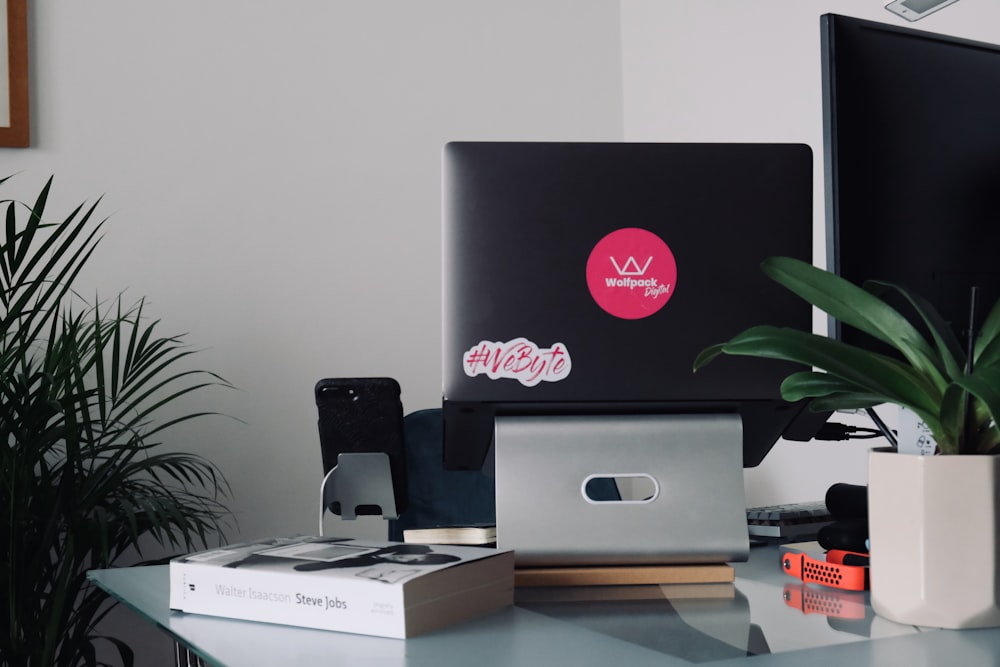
xmin=821 ymin=14 xmax=1000 ymax=351
xmin=441 ymin=142 xmax=817 ymax=471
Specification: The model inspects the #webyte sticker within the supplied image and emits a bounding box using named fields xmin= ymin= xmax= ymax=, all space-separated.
xmin=463 ymin=338 xmax=572 ymax=387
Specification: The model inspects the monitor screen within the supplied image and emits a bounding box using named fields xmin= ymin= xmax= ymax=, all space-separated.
xmin=441 ymin=142 xmax=815 ymax=471
xmin=822 ymin=14 xmax=1000 ymax=352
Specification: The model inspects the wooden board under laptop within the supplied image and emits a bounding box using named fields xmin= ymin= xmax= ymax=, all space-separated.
xmin=514 ymin=562 xmax=734 ymax=588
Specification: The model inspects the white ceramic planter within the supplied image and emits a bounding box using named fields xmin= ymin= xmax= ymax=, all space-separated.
xmin=868 ymin=448 xmax=1000 ymax=628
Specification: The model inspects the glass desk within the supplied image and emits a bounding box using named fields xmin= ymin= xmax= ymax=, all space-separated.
xmin=88 ymin=544 xmax=1000 ymax=666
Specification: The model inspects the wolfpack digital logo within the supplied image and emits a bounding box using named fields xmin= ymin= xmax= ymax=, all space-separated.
xmin=586 ymin=228 xmax=676 ymax=320
xmin=609 ymin=255 xmax=653 ymax=277
xmin=606 ymin=254 xmax=660 ymax=290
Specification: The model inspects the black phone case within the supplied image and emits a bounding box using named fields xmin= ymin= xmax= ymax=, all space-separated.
xmin=315 ymin=377 xmax=407 ymax=516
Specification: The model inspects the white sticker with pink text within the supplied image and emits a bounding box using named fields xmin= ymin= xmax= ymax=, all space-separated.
xmin=462 ymin=337 xmax=572 ymax=387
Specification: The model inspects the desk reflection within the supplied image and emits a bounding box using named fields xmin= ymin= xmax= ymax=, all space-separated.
xmin=516 ymin=583 xmax=766 ymax=663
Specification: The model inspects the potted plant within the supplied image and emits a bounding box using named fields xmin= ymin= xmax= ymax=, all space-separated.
xmin=694 ymin=255 xmax=1000 ymax=629
xmin=1 ymin=175 xmax=234 ymax=665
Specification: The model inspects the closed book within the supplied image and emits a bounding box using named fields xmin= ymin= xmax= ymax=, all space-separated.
xmin=403 ymin=525 xmax=497 ymax=546
xmin=168 ymin=536 xmax=514 ymax=639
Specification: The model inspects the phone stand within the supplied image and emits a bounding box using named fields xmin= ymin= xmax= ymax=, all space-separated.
xmin=319 ymin=452 xmax=398 ymax=533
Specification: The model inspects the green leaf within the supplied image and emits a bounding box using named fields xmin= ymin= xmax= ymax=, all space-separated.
xmin=695 ymin=324 xmax=941 ymax=422
xmin=954 ymin=368 xmax=1000 ymax=454
xmin=12 ymin=176 xmax=53 ymax=273
xmin=761 ymin=257 xmax=950 ymax=390
xmin=692 ymin=343 xmax=726 ymax=370
xmin=974 ymin=298 xmax=1000 ymax=369
xmin=938 ymin=384 xmax=969 ymax=455
xmin=778 ymin=370 xmax=868 ymax=398
xmin=865 ymin=280 xmax=966 ymax=379
xmin=778 ymin=371 xmax=887 ymax=407
xmin=779 ymin=370 xmax=890 ymax=411
xmin=808 ymin=393 xmax=901 ymax=413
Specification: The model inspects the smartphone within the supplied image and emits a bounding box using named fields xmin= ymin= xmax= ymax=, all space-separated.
xmin=315 ymin=377 xmax=407 ymax=516
xmin=885 ymin=0 xmax=960 ymax=22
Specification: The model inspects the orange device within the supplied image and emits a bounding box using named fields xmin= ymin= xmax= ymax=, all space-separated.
xmin=783 ymin=583 xmax=868 ymax=619
xmin=780 ymin=549 xmax=869 ymax=591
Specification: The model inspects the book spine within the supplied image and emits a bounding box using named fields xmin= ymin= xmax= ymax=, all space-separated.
xmin=168 ymin=562 xmax=407 ymax=638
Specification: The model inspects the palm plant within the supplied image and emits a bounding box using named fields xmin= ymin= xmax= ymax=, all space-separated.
xmin=1 ymin=175 xmax=233 ymax=666
xmin=694 ymin=256 xmax=1000 ymax=455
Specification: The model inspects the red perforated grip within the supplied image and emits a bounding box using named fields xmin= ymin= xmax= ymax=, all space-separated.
xmin=781 ymin=552 xmax=869 ymax=591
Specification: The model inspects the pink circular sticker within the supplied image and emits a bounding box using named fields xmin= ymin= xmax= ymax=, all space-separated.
xmin=586 ymin=228 xmax=677 ymax=320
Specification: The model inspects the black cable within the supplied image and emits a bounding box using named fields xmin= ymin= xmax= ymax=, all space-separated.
xmin=864 ymin=407 xmax=898 ymax=449
xmin=812 ymin=422 xmax=885 ymax=441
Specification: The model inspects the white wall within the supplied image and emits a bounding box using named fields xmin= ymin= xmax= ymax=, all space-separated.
xmin=2 ymin=3 xmax=623 ymax=663
xmin=620 ymin=0 xmax=1000 ymax=506
xmin=3 ymin=0 xmax=624 ymax=540
xmin=6 ymin=1 xmax=1000 ymax=663
xmin=20 ymin=0 xmax=1000 ymax=544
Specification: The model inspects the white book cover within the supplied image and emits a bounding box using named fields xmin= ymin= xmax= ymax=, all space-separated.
xmin=169 ymin=536 xmax=514 ymax=638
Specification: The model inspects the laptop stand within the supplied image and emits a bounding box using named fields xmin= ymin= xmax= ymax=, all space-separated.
xmin=494 ymin=413 xmax=750 ymax=567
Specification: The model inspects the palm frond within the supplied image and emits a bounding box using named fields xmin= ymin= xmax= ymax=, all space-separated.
xmin=2 ymin=175 xmax=234 ymax=666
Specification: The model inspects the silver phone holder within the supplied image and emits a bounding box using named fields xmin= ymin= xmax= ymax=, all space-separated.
xmin=318 ymin=452 xmax=398 ymax=534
